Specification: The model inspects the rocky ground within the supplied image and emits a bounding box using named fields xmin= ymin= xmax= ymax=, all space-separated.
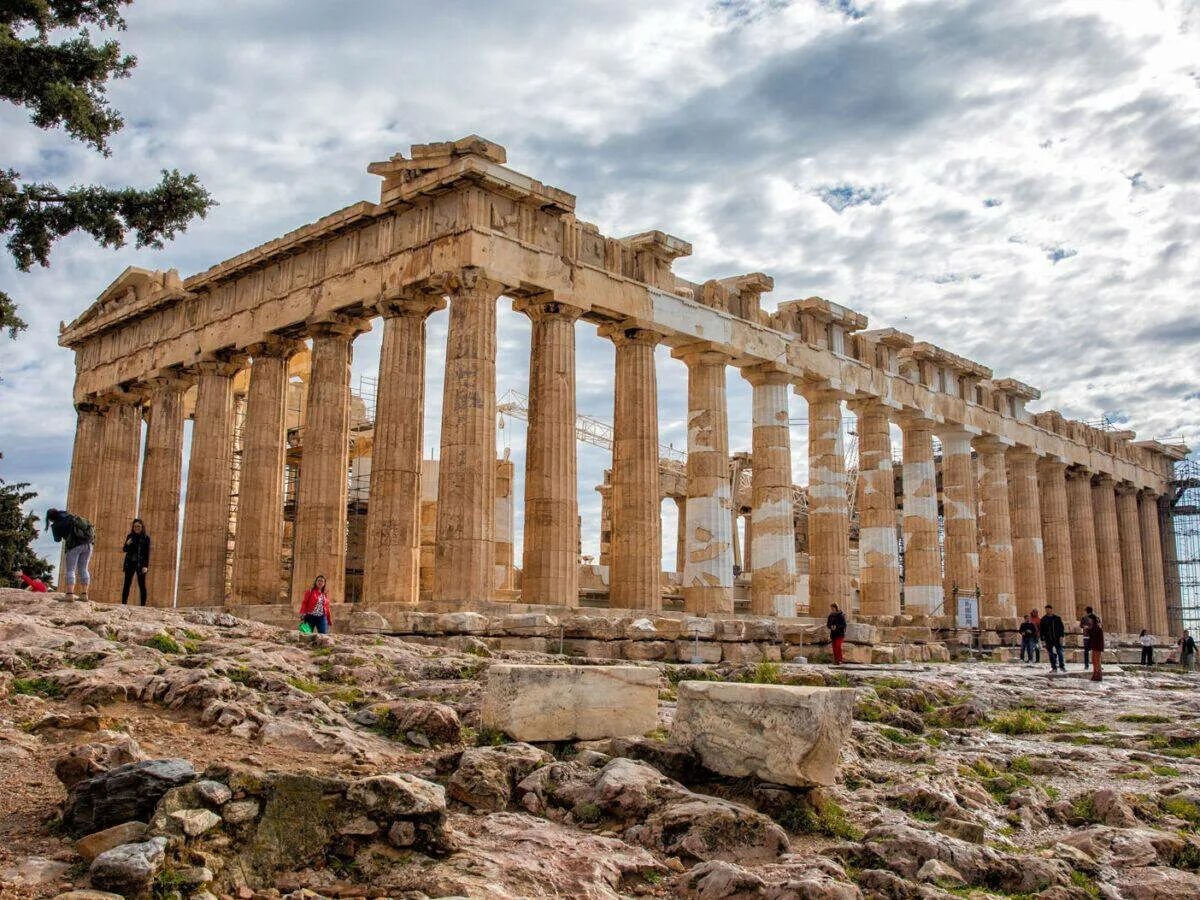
xmin=0 ymin=587 xmax=1198 ymax=900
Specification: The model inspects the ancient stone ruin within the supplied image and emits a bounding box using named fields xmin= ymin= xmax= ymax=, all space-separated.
xmin=57 ymin=135 xmax=1188 ymax=652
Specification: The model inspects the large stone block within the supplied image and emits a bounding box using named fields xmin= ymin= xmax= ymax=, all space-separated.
xmin=674 ymin=639 xmax=722 ymax=663
xmin=481 ymin=665 xmax=658 ymax=741
xmin=671 ymin=682 xmax=853 ymax=787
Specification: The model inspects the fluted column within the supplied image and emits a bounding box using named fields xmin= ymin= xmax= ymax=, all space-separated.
xmin=801 ymin=383 xmax=851 ymax=613
xmin=607 ymin=325 xmax=662 ymax=609
xmin=178 ymin=357 xmax=243 ymax=607
xmin=291 ymin=318 xmax=368 ymax=608
xmin=676 ymin=346 xmax=734 ymax=614
xmin=745 ymin=367 xmax=797 ymax=617
xmin=900 ymin=415 xmax=942 ymax=614
xmin=139 ymin=377 xmax=188 ymax=607
xmin=851 ymin=399 xmax=901 ymax=617
xmin=433 ymin=272 xmax=503 ymax=604
xmin=1066 ymin=467 xmax=1100 ymax=619
xmin=975 ymin=436 xmax=1016 ymax=618
xmin=518 ymin=297 xmax=583 ymax=606
xmin=360 ymin=297 xmax=442 ymax=606
xmin=1115 ymin=483 xmax=1148 ymax=632
xmin=1007 ymin=447 xmax=1046 ymax=615
xmin=61 ymin=403 xmax=105 ymax=585
xmin=674 ymin=496 xmax=687 ymax=576
xmin=1138 ymin=491 xmax=1169 ymax=637
xmin=939 ymin=428 xmax=979 ymax=603
xmin=1091 ymin=474 xmax=1126 ymax=632
xmin=1037 ymin=458 xmax=1074 ymax=610
xmin=231 ymin=338 xmax=301 ymax=605
xmin=92 ymin=396 xmax=143 ymax=603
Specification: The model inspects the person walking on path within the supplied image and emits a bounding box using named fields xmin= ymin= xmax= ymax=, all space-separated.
xmin=1139 ymin=630 xmax=1155 ymax=667
xmin=1181 ymin=630 xmax=1197 ymax=671
xmin=300 ymin=575 xmax=333 ymax=635
xmin=1085 ymin=614 xmax=1105 ymax=681
xmin=1040 ymin=604 xmax=1066 ymax=673
xmin=121 ymin=518 xmax=151 ymax=606
xmin=45 ymin=508 xmax=94 ymax=601
xmin=827 ymin=603 xmax=847 ymax=665
xmin=1080 ymin=606 xmax=1098 ymax=670
xmin=1019 ymin=615 xmax=1039 ymax=664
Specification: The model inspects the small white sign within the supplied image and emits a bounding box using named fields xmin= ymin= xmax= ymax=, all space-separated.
xmin=956 ymin=595 xmax=979 ymax=629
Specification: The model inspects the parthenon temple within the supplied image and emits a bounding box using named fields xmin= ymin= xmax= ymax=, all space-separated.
xmin=59 ymin=135 xmax=1190 ymax=639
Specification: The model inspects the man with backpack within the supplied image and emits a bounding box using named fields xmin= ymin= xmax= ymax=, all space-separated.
xmin=46 ymin=509 xmax=94 ymax=601
xmin=1039 ymin=604 xmax=1066 ymax=673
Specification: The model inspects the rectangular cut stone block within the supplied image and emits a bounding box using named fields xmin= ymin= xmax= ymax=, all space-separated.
xmin=561 ymin=639 xmax=623 ymax=660
xmin=721 ymin=642 xmax=782 ymax=665
xmin=672 ymin=682 xmax=854 ymax=787
xmin=674 ymin=639 xmax=723 ymax=663
xmin=563 ymin=615 xmax=629 ymax=640
xmin=497 ymin=636 xmax=551 ymax=653
xmin=481 ymin=664 xmax=658 ymax=741
xmin=619 ymin=640 xmax=674 ymax=661
xmin=844 ymin=622 xmax=878 ymax=644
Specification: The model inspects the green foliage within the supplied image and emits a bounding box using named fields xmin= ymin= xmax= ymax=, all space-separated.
xmin=1070 ymin=793 xmax=1098 ymax=823
xmin=1147 ymin=735 xmax=1200 ymax=758
xmin=879 ymin=726 xmax=919 ymax=745
xmin=644 ymin=726 xmax=669 ymax=742
xmin=989 ymin=707 xmax=1056 ymax=735
xmin=0 ymin=0 xmax=214 ymax=339
xmin=1069 ymin=870 xmax=1101 ymax=898
xmin=0 ymin=479 xmax=53 ymax=586
xmin=12 ymin=676 xmax=62 ymax=698
xmin=325 ymin=686 xmax=366 ymax=707
xmin=1151 ymin=764 xmax=1182 ymax=777
xmin=1008 ymin=756 xmax=1034 ymax=775
xmin=1116 ymin=713 xmax=1171 ymax=724
xmin=572 ymin=801 xmax=602 ymax=823
xmin=285 ymin=676 xmax=320 ymax=694
xmin=144 ymin=632 xmax=182 ymax=654
xmin=742 ymin=661 xmax=782 ymax=684
xmin=1173 ymin=841 xmax=1200 ymax=871
xmin=69 ymin=653 xmax=101 ymax=670
xmin=1161 ymin=795 xmax=1200 ymax=826
xmin=226 ymin=666 xmax=252 ymax=685
xmin=152 ymin=865 xmax=189 ymax=900
xmin=777 ymin=794 xmax=862 ymax=840
xmin=473 ymin=726 xmax=506 ymax=747
xmin=642 ymin=869 xmax=664 ymax=885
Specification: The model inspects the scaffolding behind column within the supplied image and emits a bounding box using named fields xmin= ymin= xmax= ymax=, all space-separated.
xmin=1167 ymin=457 xmax=1200 ymax=634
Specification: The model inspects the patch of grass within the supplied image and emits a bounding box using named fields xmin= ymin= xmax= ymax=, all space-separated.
xmin=1173 ymin=842 xmax=1200 ymax=872
xmin=1070 ymin=793 xmax=1098 ymax=823
xmin=69 ymin=654 xmax=102 ymax=670
xmin=777 ymin=794 xmax=862 ymax=840
xmin=1147 ymin=735 xmax=1200 ymax=759
xmin=879 ymin=725 xmax=919 ymax=745
xmin=1044 ymin=785 xmax=1060 ymax=801
xmin=152 ymin=867 xmax=190 ymax=900
xmin=285 ymin=676 xmax=320 ymax=694
xmin=1151 ymin=764 xmax=1182 ymax=777
xmin=310 ymin=646 xmax=334 ymax=657
xmin=989 ymin=707 xmax=1056 ymax=736
xmin=181 ymin=628 xmax=205 ymax=641
xmin=854 ymin=696 xmax=890 ymax=722
xmin=665 ymin=667 xmax=725 ymax=686
xmin=925 ymin=731 xmax=946 ymax=748
xmin=145 ymin=632 xmax=183 ymax=654
xmin=644 ymin=726 xmax=669 ymax=742
xmin=12 ymin=677 xmax=62 ymax=698
xmin=742 ymin=660 xmax=783 ymax=685
xmin=869 ymin=676 xmax=914 ymax=691
xmin=324 ymin=686 xmax=367 ymax=707
xmin=573 ymin=801 xmax=602 ymax=823
xmin=227 ymin=667 xmax=253 ymax=685
xmin=473 ymin=726 xmax=507 ymax=747
xmin=1161 ymin=796 xmax=1200 ymax=826
xmin=642 ymin=870 xmax=664 ymax=885
xmin=911 ymin=809 xmax=938 ymax=823
xmin=1008 ymin=756 xmax=1034 ymax=775
xmin=1117 ymin=771 xmax=1151 ymax=781
xmin=1069 ymin=870 xmax=1101 ymax=898
xmin=1116 ymin=713 xmax=1172 ymax=724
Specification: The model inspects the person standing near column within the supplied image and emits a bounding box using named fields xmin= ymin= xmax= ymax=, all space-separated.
xmin=299 ymin=575 xmax=333 ymax=635
xmin=1138 ymin=630 xmax=1154 ymax=667
xmin=1180 ymin=630 xmax=1196 ymax=671
xmin=120 ymin=518 xmax=151 ymax=606
xmin=1086 ymin=614 xmax=1105 ymax=682
xmin=827 ymin=603 xmax=847 ymax=665
xmin=1040 ymin=604 xmax=1065 ymax=672
xmin=46 ymin=508 xmax=93 ymax=600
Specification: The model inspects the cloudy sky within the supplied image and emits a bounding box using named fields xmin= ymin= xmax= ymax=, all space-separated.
xmin=2 ymin=0 xmax=1198 ymax=574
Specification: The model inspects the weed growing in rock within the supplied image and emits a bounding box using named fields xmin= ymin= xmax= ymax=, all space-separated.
xmin=152 ymin=866 xmax=189 ymax=899
xmin=642 ymin=870 xmax=663 ymax=885
xmin=989 ymin=707 xmax=1056 ymax=735
xmin=573 ymin=801 xmax=602 ymax=823
xmin=1070 ymin=793 xmax=1098 ymax=824
xmin=644 ymin=726 xmax=669 ymax=742
xmin=473 ymin=727 xmax=506 ymax=747
xmin=69 ymin=654 xmax=101 ymax=670
xmin=1150 ymin=764 xmax=1181 ymax=777
xmin=145 ymin=632 xmax=183 ymax=654
xmin=1147 ymin=735 xmax=1200 ymax=758
xmin=1069 ymin=870 xmax=1101 ymax=898
xmin=743 ymin=661 xmax=782 ymax=684
xmin=285 ymin=676 xmax=320 ymax=694
xmin=227 ymin=667 xmax=252 ymax=685
xmin=879 ymin=726 xmax=919 ymax=745
xmin=1161 ymin=795 xmax=1200 ymax=826
xmin=1116 ymin=713 xmax=1171 ymax=724
xmin=777 ymin=794 xmax=862 ymax=840
xmin=12 ymin=677 xmax=62 ymax=698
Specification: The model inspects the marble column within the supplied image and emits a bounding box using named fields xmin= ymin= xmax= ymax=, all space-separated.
xmin=519 ymin=298 xmax=582 ymax=606
xmin=1007 ymin=447 xmax=1046 ymax=616
xmin=178 ymin=358 xmax=243 ymax=607
xmin=801 ymin=383 xmax=852 ymax=613
xmin=61 ymin=403 xmax=105 ymax=586
xmin=231 ymin=338 xmax=300 ymax=605
xmin=851 ymin=399 xmax=901 ymax=617
xmin=608 ymin=325 xmax=662 ymax=609
xmin=139 ymin=377 xmax=188 ymax=607
xmin=361 ymin=298 xmax=441 ymax=606
xmin=745 ymin=367 xmax=798 ymax=617
xmin=1138 ymin=491 xmax=1169 ymax=637
xmin=674 ymin=496 xmax=687 ymax=576
xmin=677 ymin=347 xmax=734 ymax=614
xmin=433 ymin=274 xmax=503 ymax=604
xmin=1065 ymin=467 xmax=1101 ymax=619
xmin=1036 ymin=458 xmax=1075 ymax=611
xmin=900 ymin=415 xmax=942 ymax=614
xmin=1091 ymin=474 xmax=1126 ymax=632
xmin=92 ymin=397 xmax=143 ymax=603
xmin=975 ymin=436 xmax=1016 ymax=618
xmin=939 ymin=428 xmax=979 ymax=603
xmin=1115 ymin=483 xmax=1148 ymax=632
xmin=291 ymin=319 xmax=366 ymax=608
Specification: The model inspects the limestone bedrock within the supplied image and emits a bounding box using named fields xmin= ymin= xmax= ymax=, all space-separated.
xmin=480 ymin=664 xmax=657 ymax=742
xmin=671 ymin=682 xmax=853 ymax=788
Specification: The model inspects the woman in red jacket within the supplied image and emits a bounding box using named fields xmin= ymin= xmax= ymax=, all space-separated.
xmin=299 ymin=575 xmax=332 ymax=634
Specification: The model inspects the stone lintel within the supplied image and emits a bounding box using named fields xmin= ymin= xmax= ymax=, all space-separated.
xmin=936 ymin=423 xmax=983 ymax=440
xmin=1133 ymin=439 xmax=1190 ymax=460
xmin=617 ymin=230 xmax=693 ymax=261
xmin=780 ymin=296 xmax=868 ymax=331
xmin=973 ymin=433 xmax=1015 ymax=450
xmin=718 ymin=272 xmax=774 ymax=294
xmin=993 ymin=377 xmax=1041 ymax=402
xmin=846 ymin=394 xmax=901 ymax=414
xmin=906 ymin=342 xmax=991 ymax=379
xmin=858 ymin=327 xmax=914 ymax=349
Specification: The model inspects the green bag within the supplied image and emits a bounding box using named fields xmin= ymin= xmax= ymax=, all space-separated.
xmin=299 ymin=621 xmax=313 ymax=634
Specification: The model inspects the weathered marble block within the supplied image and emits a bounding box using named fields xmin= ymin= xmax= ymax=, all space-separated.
xmin=671 ymin=682 xmax=853 ymax=787
xmin=481 ymin=664 xmax=657 ymax=741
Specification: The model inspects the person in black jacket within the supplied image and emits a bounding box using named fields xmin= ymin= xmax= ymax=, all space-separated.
xmin=827 ymin=604 xmax=848 ymax=665
xmin=1039 ymin=604 xmax=1066 ymax=672
xmin=121 ymin=518 xmax=151 ymax=606
xmin=1018 ymin=615 xmax=1039 ymax=664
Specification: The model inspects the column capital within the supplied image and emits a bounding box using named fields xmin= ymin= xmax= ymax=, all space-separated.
xmin=1066 ymin=463 xmax=1093 ymax=481
xmin=1138 ymin=487 xmax=1162 ymax=500
xmin=1114 ymin=479 xmax=1139 ymax=496
xmin=600 ymin=321 xmax=663 ymax=347
xmin=139 ymin=372 xmax=193 ymax=401
xmin=512 ymin=294 xmax=586 ymax=322
xmin=95 ymin=387 xmax=145 ymax=409
xmin=1092 ymin=472 xmax=1116 ymax=488
xmin=375 ymin=291 xmax=447 ymax=319
xmin=795 ymin=377 xmax=848 ymax=402
xmin=847 ymin=394 xmax=901 ymax=415
xmin=304 ymin=314 xmax=372 ymax=340
xmin=1005 ymin=444 xmax=1042 ymax=461
xmin=187 ymin=351 xmax=249 ymax=378
xmin=1037 ymin=455 xmax=1069 ymax=474
xmin=741 ymin=363 xmax=793 ymax=388
xmin=972 ymin=433 xmax=1014 ymax=452
xmin=246 ymin=334 xmax=306 ymax=359
xmin=671 ymin=340 xmax=732 ymax=366
xmin=895 ymin=409 xmax=938 ymax=430
xmin=428 ymin=266 xmax=506 ymax=302
xmin=936 ymin=424 xmax=982 ymax=442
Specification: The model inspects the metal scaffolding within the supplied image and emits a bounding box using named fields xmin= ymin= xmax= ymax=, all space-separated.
xmin=1166 ymin=457 xmax=1200 ymax=634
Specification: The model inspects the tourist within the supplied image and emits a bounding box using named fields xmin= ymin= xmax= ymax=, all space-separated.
xmin=121 ymin=518 xmax=151 ymax=606
xmin=300 ymin=574 xmax=333 ymax=635
xmin=1080 ymin=606 xmax=1097 ymax=670
xmin=13 ymin=568 xmax=48 ymax=592
xmin=45 ymin=508 xmax=94 ymax=601
xmin=1139 ymin=630 xmax=1154 ymax=666
xmin=1018 ymin=615 xmax=1039 ymax=664
xmin=827 ymin=603 xmax=847 ymax=665
xmin=1086 ymin=614 xmax=1105 ymax=682
xmin=1039 ymin=604 xmax=1066 ymax=672
xmin=1180 ymin=630 xmax=1197 ymax=672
